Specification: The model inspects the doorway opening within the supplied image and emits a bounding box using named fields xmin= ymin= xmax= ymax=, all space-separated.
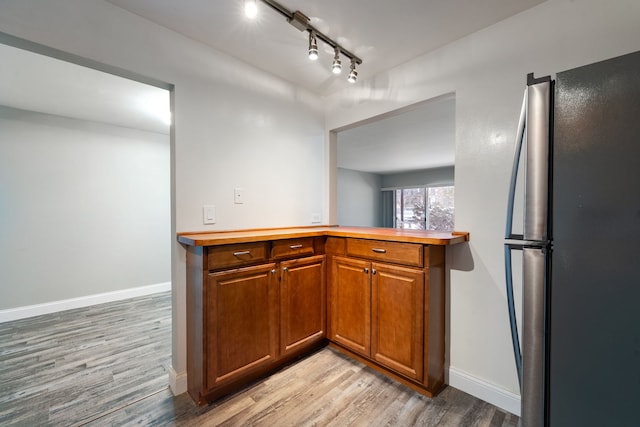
xmin=0 ymin=33 xmax=174 ymax=423
xmin=334 ymin=93 xmax=456 ymax=228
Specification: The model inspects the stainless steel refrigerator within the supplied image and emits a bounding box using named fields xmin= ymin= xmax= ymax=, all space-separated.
xmin=504 ymin=50 xmax=640 ymax=427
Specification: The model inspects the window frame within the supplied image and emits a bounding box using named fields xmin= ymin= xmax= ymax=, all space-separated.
xmin=382 ymin=184 xmax=455 ymax=231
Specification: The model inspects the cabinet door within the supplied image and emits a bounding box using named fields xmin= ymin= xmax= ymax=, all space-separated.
xmin=206 ymin=263 xmax=277 ymax=390
xmin=371 ymin=262 xmax=424 ymax=381
xmin=280 ymin=255 xmax=326 ymax=356
xmin=329 ymin=256 xmax=371 ymax=357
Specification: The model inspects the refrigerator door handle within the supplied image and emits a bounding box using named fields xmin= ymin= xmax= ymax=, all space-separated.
xmin=504 ymin=244 xmax=523 ymax=387
xmin=521 ymin=246 xmax=548 ymax=427
xmin=524 ymin=78 xmax=552 ymax=242
xmin=505 ymin=88 xmax=528 ymax=240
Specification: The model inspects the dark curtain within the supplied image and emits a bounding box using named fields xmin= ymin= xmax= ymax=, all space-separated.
xmin=381 ymin=190 xmax=394 ymax=228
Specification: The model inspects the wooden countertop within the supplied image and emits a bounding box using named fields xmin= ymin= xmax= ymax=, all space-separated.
xmin=177 ymin=226 xmax=469 ymax=246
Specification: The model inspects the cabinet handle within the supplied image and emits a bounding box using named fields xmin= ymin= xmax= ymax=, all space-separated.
xmin=233 ymin=251 xmax=251 ymax=257
xmin=271 ymin=269 xmax=277 ymax=274
xmin=364 ymin=268 xmax=369 ymax=273
xmin=289 ymin=244 xmax=303 ymax=249
xmin=372 ymin=269 xmax=377 ymax=275
xmin=283 ymin=267 xmax=288 ymax=272
xmin=372 ymin=248 xmax=387 ymax=254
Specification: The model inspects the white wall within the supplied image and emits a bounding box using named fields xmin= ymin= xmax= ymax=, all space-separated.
xmin=325 ymin=0 xmax=640 ymax=414
xmin=337 ymin=168 xmax=382 ymax=227
xmin=0 ymin=106 xmax=170 ymax=310
xmin=0 ymin=0 xmax=325 ymax=395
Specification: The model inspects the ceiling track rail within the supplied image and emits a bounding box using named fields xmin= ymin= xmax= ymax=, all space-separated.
xmin=260 ymin=0 xmax=362 ymax=65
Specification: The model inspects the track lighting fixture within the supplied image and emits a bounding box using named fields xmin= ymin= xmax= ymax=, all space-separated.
xmin=332 ymin=48 xmax=342 ymax=74
xmin=249 ymin=0 xmax=363 ymax=82
xmin=308 ymin=32 xmax=318 ymax=61
xmin=347 ymin=59 xmax=358 ymax=83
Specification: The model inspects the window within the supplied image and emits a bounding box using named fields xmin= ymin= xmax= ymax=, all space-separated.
xmin=394 ymin=186 xmax=454 ymax=231
xmin=395 ymin=187 xmax=425 ymax=229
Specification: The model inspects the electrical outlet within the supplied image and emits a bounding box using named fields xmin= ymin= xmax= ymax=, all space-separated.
xmin=311 ymin=213 xmax=321 ymax=224
xmin=203 ymin=205 xmax=216 ymax=224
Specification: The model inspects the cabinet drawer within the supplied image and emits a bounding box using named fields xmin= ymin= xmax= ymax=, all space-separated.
xmin=207 ymin=242 xmax=268 ymax=270
xmin=271 ymin=238 xmax=315 ymax=259
xmin=346 ymin=239 xmax=423 ymax=267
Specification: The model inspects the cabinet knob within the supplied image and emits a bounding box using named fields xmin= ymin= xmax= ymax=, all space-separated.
xmin=372 ymin=268 xmax=377 ymax=275
xmin=364 ymin=268 xmax=369 ymax=273
xmin=271 ymin=269 xmax=277 ymax=274
xmin=283 ymin=267 xmax=288 ymax=272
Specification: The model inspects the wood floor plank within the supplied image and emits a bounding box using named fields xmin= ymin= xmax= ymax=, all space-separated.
xmin=0 ymin=291 xmax=519 ymax=426
xmin=0 ymin=292 xmax=171 ymax=426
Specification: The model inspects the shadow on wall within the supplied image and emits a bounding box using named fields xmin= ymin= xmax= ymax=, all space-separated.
xmin=448 ymin=241 xmax=474 ymax=272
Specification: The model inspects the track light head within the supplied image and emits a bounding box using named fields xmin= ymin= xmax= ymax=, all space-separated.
xmin=347 ymin=59 xmax=358 ymax=83
xmin=308 ymin=32 xmax=318 ymax=61
xmin=332 ymin=48 xmax=342 ymax=74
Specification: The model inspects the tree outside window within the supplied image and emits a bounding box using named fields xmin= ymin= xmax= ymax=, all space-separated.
xmin=395 ymin=186 xmax=454 ymax=231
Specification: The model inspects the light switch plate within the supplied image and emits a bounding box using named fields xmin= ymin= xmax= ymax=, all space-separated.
xmin=234 ymin=188 xmax=244 ymax=204
xmin=203 ymin=205 xmax=216 ymax=224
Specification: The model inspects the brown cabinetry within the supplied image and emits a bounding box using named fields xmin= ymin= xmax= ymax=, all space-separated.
xmin=371 ymin=262 xmax=424 ymax=381
xmin=181 ymin=228 xmax=462 ymax=405
xmin=330 ymin=257 xmax=371 ymax=356
xmin=327 ymin=237 xmax=444 ymax=397
xmin=280 ymin=255 xmax=326 ymax=357
xmin=186 ymin=239 xmax=326 ymax=405
xmin=205 ymin=263 xmax=278 ymax=389
xmin=330 ymin=256 xmax=424 ymax=381
xmin=272 ymin=237 xmax=315 ymax=259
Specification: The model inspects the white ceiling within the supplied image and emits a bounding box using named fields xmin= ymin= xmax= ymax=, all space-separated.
xmin=0 ymin=43 xmax=170 ymax=134
xmin=0 ymin=0 xmax=545 ymax=173
xmin=101 ymin=0 xmax=543 ymax=173
xmin=337 ymin=94 xmax=455 ymax=174
xmin=107 ymin=0 xmax=545 ymax=96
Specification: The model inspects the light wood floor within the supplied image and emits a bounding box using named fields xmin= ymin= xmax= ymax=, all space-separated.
xmin=0 ymin=292 xmax=519 ymax=426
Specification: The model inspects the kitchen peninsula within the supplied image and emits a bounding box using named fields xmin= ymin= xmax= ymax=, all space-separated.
xmin=178 ymin=226 xmax=469 ymax=405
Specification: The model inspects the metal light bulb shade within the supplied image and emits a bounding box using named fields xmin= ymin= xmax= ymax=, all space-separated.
xmin=308 ymin=32 xmax=318 ymax=61
xmin=348 ymin=61 xmax=358 ymax=83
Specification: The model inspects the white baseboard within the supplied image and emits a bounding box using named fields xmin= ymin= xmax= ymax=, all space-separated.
xmin=0 ymin=282 xmax=171 ymax=323
xmin=448 ymin=367 xmax=521 ymax=416
xmin=168 ymin=365 xmax=188 ymax=396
